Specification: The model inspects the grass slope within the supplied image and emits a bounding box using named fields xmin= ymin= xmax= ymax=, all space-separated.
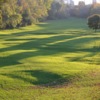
xmin=0 ymin=18 xmax=100 ymax=100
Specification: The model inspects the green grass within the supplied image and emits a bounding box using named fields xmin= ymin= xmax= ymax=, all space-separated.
xmin=0 ymin=18 xmax=100 ymax=100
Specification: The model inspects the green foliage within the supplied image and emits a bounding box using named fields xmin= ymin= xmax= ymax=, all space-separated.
xmin=48 ymin=0 xmax=69 ymax=19
xmin=19 ymin=0 xmax=52 ymax=23
xmin=6 ymin=14 xmax=22 ymax=28
xmin=70 ymin=2 xmax=91 ymax=18
xmin=0 ymin=0 xmax=22 ymax=29
xmin=0 ymin=0 xmax=52 ymax=29
xmin=70 ymin=3 xmax=100 ymax=18
xmin=22 ymin=9 xmax=34 ymax=26
xmin=0 ymin=0 xmax=8 ymax=4
xmin=90 ymin=4 xmax=100 ymax=15
xmin=88 ymin=14 xmax=100 ymax=32
xmin=1 ymin=0 xmax=100 ymax=29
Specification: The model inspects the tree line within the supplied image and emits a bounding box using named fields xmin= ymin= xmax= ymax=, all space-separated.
xmin=49 ymin=1 xmax=100 ymax=19
xmin=0 ymin=0 xmax=100 ymax=29
xmin=0 ymin=0 xmax=52 ymax=29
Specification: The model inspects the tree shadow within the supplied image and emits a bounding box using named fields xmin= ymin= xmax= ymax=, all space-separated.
xmin=66 ymin=52 xmax=100 ymax=65
xmin=1 ymin=70 xmax=74 ymax=87
xmin=0 ymin=19 xmax=100 ymax=67
xmin=0 ymin=32 xmax=84 ymax=53
xmin=0 ymin=32 xmax=100 ymax=67
xmin=0 ymin=19 xmax=87 ymax=39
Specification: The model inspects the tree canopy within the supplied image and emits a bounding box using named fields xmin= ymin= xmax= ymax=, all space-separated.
xmin=0 ymin=0 xmax=100 ymax=29
xmin=0 ymin=0 xmax=52 ymax=29
xmin=88 ymin=14 xmax=100 ymax=32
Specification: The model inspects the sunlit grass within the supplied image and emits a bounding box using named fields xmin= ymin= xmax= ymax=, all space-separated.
xmin=0 ymin=18 xmax=100 ymax=100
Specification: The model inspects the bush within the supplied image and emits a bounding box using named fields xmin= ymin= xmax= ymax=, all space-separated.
xmin=88 ymin=14 xmax=100 ymax=32
xmin=22 ymin=9 xmax=38 ymax=26
xmin=6 ymin=14 xmax=22 ymax=28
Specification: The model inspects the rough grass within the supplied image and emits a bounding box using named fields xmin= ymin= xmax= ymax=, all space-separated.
xmin=0 ymin=18 xmax=100 ymax=100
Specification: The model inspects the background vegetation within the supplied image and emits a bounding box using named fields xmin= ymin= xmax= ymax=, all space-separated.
xmin=0 ymin=0 xmax=100 ymax=29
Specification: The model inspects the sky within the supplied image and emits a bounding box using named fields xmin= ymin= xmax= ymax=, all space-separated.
xmin=66 ymin=0 xmax=100 ymax=5
xmin=74 ymin=0 xmax=92 ymax=5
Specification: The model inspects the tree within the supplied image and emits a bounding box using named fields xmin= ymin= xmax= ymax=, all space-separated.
xmin=90 ymin=4 xmax=100 ymax=15
xmin=48 ymin=0 xmax=69 ymax=19
xmin=70 ymin=1 xmax=90 ymax=18
xmin=18 ymin=0 xmax=52 ymax=22
xmin=0 ymin=0 xmax=22 ymax=29
xmin=88 ymin=14 xmax=100 ymax=32
xmin=0 ymin=0 xmax=53 ymax=29
xmin=22 ymin=8 xmax=35 ymax=26
xmin=6 ymin=14 xmax=22 ymax=28
xmin=0 ymin=0 xmax=8 ymax=5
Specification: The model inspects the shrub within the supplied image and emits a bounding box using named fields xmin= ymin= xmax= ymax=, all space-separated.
xmin=88 ymin=14 xmax=100 ymax=32
xmin=6 ymin=14 xmax=22 ymax=28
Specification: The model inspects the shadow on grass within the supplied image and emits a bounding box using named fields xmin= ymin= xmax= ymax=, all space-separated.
xmin=0 ymin=19 xmax=100 ymax=67
xmin=0 ymin=33 xmax=100 ymax=67
xmin=1 ymin=70 xmax=73 ymax=87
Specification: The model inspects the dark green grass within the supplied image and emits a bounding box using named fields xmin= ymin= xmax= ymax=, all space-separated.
xmin=0 ymin=18 xmax=100 ymax=100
